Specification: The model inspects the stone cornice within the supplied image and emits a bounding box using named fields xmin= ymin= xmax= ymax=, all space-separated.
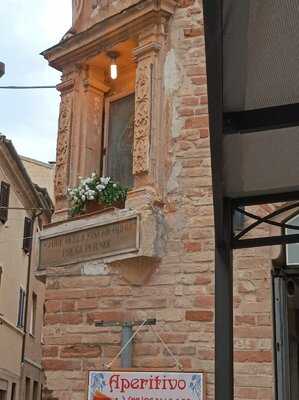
xmin=133 ymin=42 xmax=162 ymax=61
xmin=83 ymin=77 xmax=110 ymax=94
xmin=0 ymin=136 xmax=44 ymax=212
xmin=42 ymin=0 xmax=176 ymax=71
xmin=56 ymin=79 xmax=75 ymax=94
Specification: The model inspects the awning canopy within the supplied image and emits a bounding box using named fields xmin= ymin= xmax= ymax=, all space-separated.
xmin=203 ymin=3 xmax=299 ymax=400
xmin=223 ymin=0 xmax=299 ymax=113
xmin=207 ymin=0 xmax=299 ymax=198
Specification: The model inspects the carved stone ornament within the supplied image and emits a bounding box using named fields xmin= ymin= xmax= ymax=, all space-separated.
xmin=55 ymin=94 xmax=72 ymax=199
xmin=133 ymin=61 xmax=152 ymax=175
xmin=72 ymin=0 xmax=84 ymax=25
xmin=92 ymin=0 xmax=108 ymax=9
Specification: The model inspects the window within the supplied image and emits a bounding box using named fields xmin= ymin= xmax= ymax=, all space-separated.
xmin=23 ymin=217 xmax=33 ymax=254
xmin=10 ymin=383 xmax=16 ymax=400
xmin=286 ymin=214 xmax=299 ymax=266
xmin=274 ymin=276 xmax=299 ymax=400
xmin=30 ymin=292 xmax=37 ymax=336
xmin=32 ymin=381 xmax=38 ymax=400
xmin=104 ymin=92 xmax=135 ymax=188
xmin=0 ymin=390 xmax=7 ymax=400
xmin=0 ymin=181 xmax=10 ymax=224
xmin=233 ymin=206 xmax=245 ymax=232
xmin=25 ymin=378 xmax=30 ymax=400
xmin=274 ymin=214 xmax=299 ymax=400
xmin=17 ymin=287 xmax=26 ymax=329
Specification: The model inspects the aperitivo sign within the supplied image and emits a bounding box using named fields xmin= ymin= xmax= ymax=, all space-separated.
xmin=88 ymin=371 xmax=204 ymax=400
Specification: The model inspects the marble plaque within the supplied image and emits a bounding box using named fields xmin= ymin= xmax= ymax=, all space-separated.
xmin=39 ymin=217 xmax=139 ymax=268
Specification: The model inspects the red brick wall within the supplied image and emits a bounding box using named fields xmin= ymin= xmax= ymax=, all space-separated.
xmin=42 ymin=1 xmax=275 ymax=400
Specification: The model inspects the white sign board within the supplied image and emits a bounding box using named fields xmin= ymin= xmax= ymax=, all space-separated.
xmin=88 ymin=371 xmax=204 ymax=400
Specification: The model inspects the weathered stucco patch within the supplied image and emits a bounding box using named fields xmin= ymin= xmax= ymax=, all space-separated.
xmin=81 ymin=261 xmax=108 ymax=276
xmin=167 ymin=160 xmax=182 ymax=193
xmin=164 ymin=49 xmax=184 ymax=138
xmin=164 ymin=49 xmax=181 ymax=97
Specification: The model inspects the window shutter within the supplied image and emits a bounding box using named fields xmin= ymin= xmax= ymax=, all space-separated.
xmin=23 ymin=217 xmax=33 ymax=253
xmin=0 ymin=181 xmax=10 ymax=223
xmin=17 ymin=287 xmax=26 ymax=328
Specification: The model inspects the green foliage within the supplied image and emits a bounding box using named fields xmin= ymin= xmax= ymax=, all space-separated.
xmin=68 ymin=173 xmax=128 ymax=216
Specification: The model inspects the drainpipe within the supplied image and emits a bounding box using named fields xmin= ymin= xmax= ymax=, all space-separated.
xmin=121 ymin=322 xmax=133 ymax=368
xmin=21 ymin=211 xmax=41 ymax=364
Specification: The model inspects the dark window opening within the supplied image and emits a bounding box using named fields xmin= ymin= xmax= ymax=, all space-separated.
xmin=0 ymin=182 xmax=10 ymax=224
xmin=25 ymin=378 xmax=30 ymax=400
xmin=10 ymin=383 xmax=16 ymax=400
xmin=32 ymin=381 xmax=38 ymax=400
xmin=0 ymin=390 xmax=7 ymax=400
xmin=30 ymin=292 xmax=37 ymax=336
xmin=274 ymin=214 xmax=299 ymax=400
xmin=233 ymin=206 xmax=245 ymax=232
xmin=17 ymin=287 xmax=26 ymax=329
xmin=23 ymin=217 xmax=33 ymax=254
xmin=275 ymin=276 xmax=299 ymax=400
xmin=105 ymin=93 xmax=135 ymax=188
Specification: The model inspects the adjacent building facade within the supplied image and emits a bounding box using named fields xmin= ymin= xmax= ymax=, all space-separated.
xmin=0 ymin=136 xmax=52 ymax=400
xmin=39 ymin=1 xmax=297 ymax=400
xmin=21 ymin=157 xmax=55 ymax=203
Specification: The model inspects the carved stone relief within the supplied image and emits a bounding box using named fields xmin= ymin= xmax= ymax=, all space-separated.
xmin=72 ymin=0 xmax=84 ymax=26
xmin=92 ymin=0 xmax=108 ymax=9
xmin=55 ymin=94 xmax=72 ymax=199
xmin=90 ymin=0 xmax=141 ymax=23
xmin=133 ymin=61 xmax=152 ymax=175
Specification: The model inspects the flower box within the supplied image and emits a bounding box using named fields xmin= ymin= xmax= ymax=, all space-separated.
xmin=84 ymin=199 xmax=125 ymax=214
xmin=68 ymin=174 xmax=127 ymax=216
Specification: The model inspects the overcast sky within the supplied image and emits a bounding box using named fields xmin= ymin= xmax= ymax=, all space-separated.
xmin=0 ymin=1 xmax=72 ymax=162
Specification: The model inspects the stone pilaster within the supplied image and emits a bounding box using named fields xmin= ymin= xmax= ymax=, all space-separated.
xmin=54 ymin=67 xmax=110 ymax=221
xmin=70 ymin=66 xmax=110 ymax=187
xmin=133 ymin=24 xmax=167 ymax=191
xmin=54 ymin=78 xmax=75 ymax=214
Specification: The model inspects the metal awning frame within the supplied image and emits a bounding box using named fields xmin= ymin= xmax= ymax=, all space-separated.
xmin=202 ymin=1 xmax=299 ymax=400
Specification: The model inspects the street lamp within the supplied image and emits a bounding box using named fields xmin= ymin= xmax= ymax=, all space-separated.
xmin=0 ymin=62 xmax=5 ymax=78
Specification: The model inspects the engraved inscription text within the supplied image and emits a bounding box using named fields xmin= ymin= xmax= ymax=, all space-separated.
xmin=39 ymin=217 xmax=138 ymax=268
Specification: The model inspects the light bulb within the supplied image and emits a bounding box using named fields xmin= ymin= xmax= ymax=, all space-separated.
xmin=110 ymin=62 xmax=118 ymax=80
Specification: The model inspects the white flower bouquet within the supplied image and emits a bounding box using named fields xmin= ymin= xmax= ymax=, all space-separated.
xmin=68 ymin=173 xmax=128 ymax=215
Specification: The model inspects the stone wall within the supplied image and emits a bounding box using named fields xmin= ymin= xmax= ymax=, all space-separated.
xmin=42 ymin=1 xmax=275 ymax=400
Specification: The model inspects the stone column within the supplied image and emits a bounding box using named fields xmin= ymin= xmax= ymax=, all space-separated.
xmin=133 ymin=23 xmax=166 ymax=191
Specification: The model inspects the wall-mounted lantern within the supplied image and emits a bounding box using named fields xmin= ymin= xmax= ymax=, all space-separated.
xmin=107 ymin=51 xmax=119 ymax=80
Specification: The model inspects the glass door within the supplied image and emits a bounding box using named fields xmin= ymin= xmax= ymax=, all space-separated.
xmin=274 ymin=275 xmax=299 ymax=400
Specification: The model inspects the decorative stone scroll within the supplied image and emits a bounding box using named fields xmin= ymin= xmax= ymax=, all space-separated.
xmin=133 ymin=60 xmax=152 ymax=175
xmin=55 ymin=92 xmax=73 ymax=199
xmin=72 ymin=0 xmax=84 ymax=26
xmin=92 ymin=0 xmax=108 ymax=9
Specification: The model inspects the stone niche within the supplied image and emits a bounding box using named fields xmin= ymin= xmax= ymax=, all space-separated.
xmin=38 ymin=199 xmax=165 ymax=285
xmin=39 ymin=0 xmax=176 ymax=282
xmin=42 ymin=0 xmax=177 ymax=216
xmin=72 ymin=0 xmax=143 ymax=33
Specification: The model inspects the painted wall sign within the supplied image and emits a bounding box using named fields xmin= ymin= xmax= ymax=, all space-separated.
xmin=88 ymin=371 xmax=204 ymax=400
xmin=39 ymin=217 xmax=139 ymax=268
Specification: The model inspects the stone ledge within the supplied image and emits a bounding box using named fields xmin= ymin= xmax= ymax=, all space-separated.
xmin=38 ymin=201 xmax=165 ymax=275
